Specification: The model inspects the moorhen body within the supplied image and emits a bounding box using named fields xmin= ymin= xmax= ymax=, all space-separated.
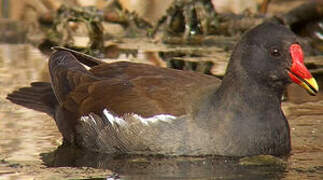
xmin=7 ymin=22 xmax=319 ymax=156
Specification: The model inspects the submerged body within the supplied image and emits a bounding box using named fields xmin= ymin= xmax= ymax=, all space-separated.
xmin=7 ymin=22 xmax=318 ymax=156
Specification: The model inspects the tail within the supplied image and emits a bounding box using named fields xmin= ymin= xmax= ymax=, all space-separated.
xmin=6 ymin=82 xmax=58 ymax=117
xmin=48 ymin=50 xmax=96 ymax=105
xmin=51 ymin=46 xmax=104 ymax=67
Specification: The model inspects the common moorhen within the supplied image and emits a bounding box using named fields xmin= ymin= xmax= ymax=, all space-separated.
xmin=7 ymin=22 xmax=319 ymax=156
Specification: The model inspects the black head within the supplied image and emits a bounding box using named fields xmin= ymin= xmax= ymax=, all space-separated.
xmin=226 ymin=22 xmax=318 ymax=95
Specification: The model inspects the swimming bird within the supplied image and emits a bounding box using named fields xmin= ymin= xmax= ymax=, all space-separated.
xmin=7 ymin=22 xmax=319 ymax=156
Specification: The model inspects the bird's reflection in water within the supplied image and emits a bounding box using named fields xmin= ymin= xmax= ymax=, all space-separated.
xmin=41 ymin=144 xmax=287 ymax=180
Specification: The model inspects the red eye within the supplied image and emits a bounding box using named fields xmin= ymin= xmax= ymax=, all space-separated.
xmin=270 ymin=48 xmax=281 ymax=57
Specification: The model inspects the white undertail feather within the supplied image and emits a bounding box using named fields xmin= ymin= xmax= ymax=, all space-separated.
xmin=80 ymin=114 xmax=97 ymax=126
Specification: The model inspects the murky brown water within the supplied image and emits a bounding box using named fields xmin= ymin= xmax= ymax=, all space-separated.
xmin=0 ymin=44 xmax=322 ymax=179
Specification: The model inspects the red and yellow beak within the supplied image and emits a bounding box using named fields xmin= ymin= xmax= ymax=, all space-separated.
xmin=288 ymin=44 xmax=319 ymax=96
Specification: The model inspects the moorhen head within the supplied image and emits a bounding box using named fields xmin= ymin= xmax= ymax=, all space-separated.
xmin=7 ymin=22 xmax=319 ymax=156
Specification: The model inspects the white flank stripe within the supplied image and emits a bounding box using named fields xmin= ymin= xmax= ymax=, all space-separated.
xmin=314 ymin=31 xmax=323 ymax=40
xmin=132 ymin=114 xmax=176 ymax=125
xmin=103 ymin=109 xmax=127 ymax=126
xmin=83 ymin=109 xmax=176 ymax=127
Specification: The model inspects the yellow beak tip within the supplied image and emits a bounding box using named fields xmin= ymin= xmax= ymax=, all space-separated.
xmin=300 ymin=77 xmax=319 ymax=96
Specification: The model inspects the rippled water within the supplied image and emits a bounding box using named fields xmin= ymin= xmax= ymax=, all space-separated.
xmin=0 ymin=44 xmax=322 ymax=179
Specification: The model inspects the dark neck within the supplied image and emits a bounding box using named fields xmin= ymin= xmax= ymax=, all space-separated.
xmin=194 ymin=69 xmax=291 ymax=156
xmin=191 ymin=37 xmax=291 ymax=155
xmin=196 ymin=68 xmax=285 ymax=124
xmin=216 ymin=70 xmax=284 ymax=109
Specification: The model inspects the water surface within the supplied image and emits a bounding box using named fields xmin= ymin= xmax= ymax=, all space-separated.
xmin=0 ymin=44 xmax=322 ymax=179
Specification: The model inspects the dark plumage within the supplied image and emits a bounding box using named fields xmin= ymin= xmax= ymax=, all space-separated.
xmin=7 ymin=22 xmax=318 ymax=156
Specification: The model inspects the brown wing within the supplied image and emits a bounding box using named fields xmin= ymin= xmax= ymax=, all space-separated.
xmin=50 ymin=51 xmax=221 ymax=118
